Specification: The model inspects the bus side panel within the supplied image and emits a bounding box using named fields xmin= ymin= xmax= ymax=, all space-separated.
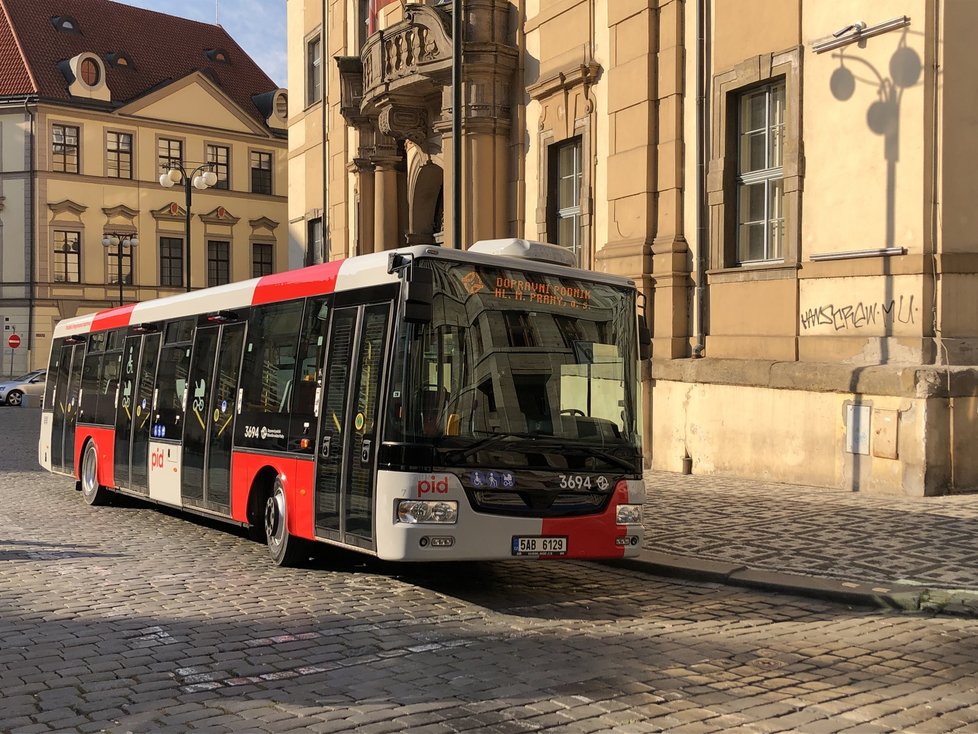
xmin=229 ymin=452 xmax=315 ymax=540
xmin=76 ymin=426 xmax=115 ymax=487
xmin=289 ymin=458 xmax=316 ymax=540
xmin=542 ymin=482 xmax=641 ymax=559
xmin=38 ymin=411 xmax=53 ymax=471
xmin=148 ymin=441 xmax=182 ymax=506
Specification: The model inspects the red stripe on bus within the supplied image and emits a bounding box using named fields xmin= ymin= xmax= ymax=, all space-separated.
xmin=75 ymin=426 xmax=116 ymax=488
xmin=540 ymin=483 xmax=630 ymax=559
xmin=230 ymin=451 xmax=316 ymax=540
xmin=251 ymin=260 xmax=344 ymax=305
xmin=91 ymin=304 xmax=136 ymax=332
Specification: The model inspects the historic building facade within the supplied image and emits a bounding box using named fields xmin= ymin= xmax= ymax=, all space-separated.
xmin=289 ymin=0 xmax=976 ymax=496
xmin=0 ymin=0 xmax=289 ymax=376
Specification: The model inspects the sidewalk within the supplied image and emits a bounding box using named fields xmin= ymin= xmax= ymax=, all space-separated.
xmin=628 ymin=470 xmax=978 ymax=615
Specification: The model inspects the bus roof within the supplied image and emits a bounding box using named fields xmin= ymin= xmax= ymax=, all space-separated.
xmin=52 ymin=243 xmax=636 ymax=339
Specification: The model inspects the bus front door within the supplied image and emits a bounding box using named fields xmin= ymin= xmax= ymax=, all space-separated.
xmin=181 ymin=322 xmax=245 ymax=513
xmin=315 ymin=301 xmax=391 ymax=550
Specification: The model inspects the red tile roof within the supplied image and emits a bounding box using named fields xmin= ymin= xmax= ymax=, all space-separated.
xmin=0 ymin=0 xmax=279 ymax=127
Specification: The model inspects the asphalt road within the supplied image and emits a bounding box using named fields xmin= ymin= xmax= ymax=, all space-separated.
xmin=2 ymin=406 xmax=977 ymax=733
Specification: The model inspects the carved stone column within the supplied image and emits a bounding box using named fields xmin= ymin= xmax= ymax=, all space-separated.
xmin=353 ymin=158 xmax=375 ymax=256
xmin=353 ymin=0 xmax=517 ymax=250
xmin=373 ymin=158 xmax=400 ymax=252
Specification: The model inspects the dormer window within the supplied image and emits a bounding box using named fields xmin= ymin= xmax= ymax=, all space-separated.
xmin=105 ymin=51 xmax=133 ymax=68
xmin=52 ymin=15 xmax=80 ymax=33
xmin=206 ymin=48 xmax=230 ymax=63
xmin=80 ymin=58 xmax=100 ymax=85
xmin=63 ymin=53 xmax=109 ymax=101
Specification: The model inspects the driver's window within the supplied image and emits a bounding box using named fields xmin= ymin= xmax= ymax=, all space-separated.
xmin=418 ymin=326 xmax=464 ymax=437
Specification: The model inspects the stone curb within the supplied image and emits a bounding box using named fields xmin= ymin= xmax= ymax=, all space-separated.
xmin=605 ymin=550 xmax=978 ymax=617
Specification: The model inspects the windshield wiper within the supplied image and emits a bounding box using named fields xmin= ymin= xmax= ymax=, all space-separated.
xmin=450 ymin=430 xmax=544 ymax=461
xmin=447 ymin=432 xmax=639 ymax=471
xmin=584 ymin=447 xmax=640 ymax=473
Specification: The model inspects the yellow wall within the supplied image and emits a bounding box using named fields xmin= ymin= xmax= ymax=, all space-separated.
xmin=23 ymin=96 xmax=287 ymax=369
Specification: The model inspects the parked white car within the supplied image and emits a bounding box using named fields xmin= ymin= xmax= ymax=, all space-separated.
xmin=0 ymin=370 xmax=46 ymax=406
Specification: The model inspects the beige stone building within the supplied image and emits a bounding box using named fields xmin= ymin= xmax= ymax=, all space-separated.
xmin=288 ymin=0 xmax=977 ymax=496
xmin=0 ymin=0 xmax=289 ymax=376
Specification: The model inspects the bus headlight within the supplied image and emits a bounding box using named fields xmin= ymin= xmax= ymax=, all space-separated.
xmin=616 ymin=504 xmax=643 ymax=525
xmin=396 ymin=500 xmax=458 ymax=524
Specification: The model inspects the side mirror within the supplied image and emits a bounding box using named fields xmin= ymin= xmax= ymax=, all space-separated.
xmin=403 ymin=264 xmax=434 ymax=323
xmin=638 ymin=319 xmax=652 ymax=361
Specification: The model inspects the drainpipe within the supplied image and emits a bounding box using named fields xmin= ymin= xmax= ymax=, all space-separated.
xmin=25 ymin=96 xmax=36 ymax=366
xmin=451 ymin=0 xmax=462 ymax=249
xmin=321 ymin=0 xmax=328 ymax=262
xmin=692 ymin=0 xmax=709 ymax=357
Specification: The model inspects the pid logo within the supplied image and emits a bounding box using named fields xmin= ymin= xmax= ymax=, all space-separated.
xmin=417 ymin=475 xmax=449 ymax=495
xmin=150 ymin=447 xmax=165 ymax=471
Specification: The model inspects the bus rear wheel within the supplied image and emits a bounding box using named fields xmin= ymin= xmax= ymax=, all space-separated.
xmin=263 ymin=479 xmax=305 ymax=566
xmin=80 ymin=442 xmax=109 ymax=506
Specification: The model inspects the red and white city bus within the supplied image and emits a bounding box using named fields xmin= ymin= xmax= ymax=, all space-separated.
xmin=38 ymin=239 xmax=648 ymax=565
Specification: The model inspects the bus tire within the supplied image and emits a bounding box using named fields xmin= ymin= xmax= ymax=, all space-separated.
xmin=80 ymin=441 xmax=109 ymax=506
xmin=264 ymin=478 xmax=305 ymax=566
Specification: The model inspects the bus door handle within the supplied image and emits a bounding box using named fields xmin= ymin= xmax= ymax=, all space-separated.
xmin=361 ymin=439 xmax=372 ymax=464
xmin=321 ymin=435 xmax=331 ymax=458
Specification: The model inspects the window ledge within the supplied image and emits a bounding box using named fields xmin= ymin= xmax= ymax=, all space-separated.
xmin=707 ymin=261 xmax=799 ymax=284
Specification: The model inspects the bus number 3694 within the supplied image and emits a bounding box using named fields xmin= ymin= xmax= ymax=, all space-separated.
xmin=558 ymin=474 xmax=592 ymax=490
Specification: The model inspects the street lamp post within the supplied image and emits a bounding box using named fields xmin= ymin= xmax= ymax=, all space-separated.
xmin=159 ymin=163 xmax=218 ymax=292
xmin=101 ymin=232 xmax=139 ymax=307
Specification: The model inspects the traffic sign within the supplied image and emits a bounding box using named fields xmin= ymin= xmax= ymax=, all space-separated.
xmin=7 ymin=333 xmax=20 ymax=348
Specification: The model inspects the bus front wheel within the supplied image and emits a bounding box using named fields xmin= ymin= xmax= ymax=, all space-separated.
xmin=80 ymin=442 xmax=109 ymax=506
xmin=264 ymin=479 xmax=305 ymax=567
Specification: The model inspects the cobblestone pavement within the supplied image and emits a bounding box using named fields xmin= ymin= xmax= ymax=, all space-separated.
xmin=3 ymin=407 xmax=978 ymax=733
xmin=644 ymin=472 xmax=978 ymax=591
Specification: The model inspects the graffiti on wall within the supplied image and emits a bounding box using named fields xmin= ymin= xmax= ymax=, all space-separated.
xmin=800 ymin=295 xmax=916 ymax=331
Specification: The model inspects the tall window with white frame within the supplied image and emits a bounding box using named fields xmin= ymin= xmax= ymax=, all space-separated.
xmin=307 ymin=35 xmax=322 ymax=106
xmin=208 ymin=240 xmax=230 ymax=286
xmin=736 ymin=81 xmax=785 ymax=264
xmin=548 ymin=137 xmax=582 ymax=264
xmin=159 ymin=236 xmax=183 ymax=287
xmin=106 ymin=131 xmax=132 ymax=179
xmin=52 ymin=124 xmax=79 ymax=173
xmin=53 ymin=230 xmax=81 ymax=282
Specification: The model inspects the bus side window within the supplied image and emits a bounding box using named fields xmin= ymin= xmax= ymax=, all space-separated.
xmin=287 ymin=296 xmax=331 ymax=452
xmin=237 ymin=300 xmax=304 ymax=451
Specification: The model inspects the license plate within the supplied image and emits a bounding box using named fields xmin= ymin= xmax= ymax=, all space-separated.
xmin=512 ymin=536 xmax=567 ymax=556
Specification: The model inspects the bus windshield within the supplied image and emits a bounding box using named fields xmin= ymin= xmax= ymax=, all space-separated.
xmin=386 ymin=259 xmax=641 ymax=466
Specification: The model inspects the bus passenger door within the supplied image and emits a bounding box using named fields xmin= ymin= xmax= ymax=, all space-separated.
xmin=182 ymin=326 xmax=219 ymax=507
xmin=55 ymin=343 xmax=85 ymax=475
xmin=314 ymin=301 xmax=391 ymax=549
xmin=51 ymin=343 xmax=73 ymax=471
xmin=181 ymin=322 xmax=244 ymax=513
xmin=129 ymin=332 xmax=161 ymax=493
xmin=205 ymin=322 xmax=245 ymax=510
xmin=113 ymin=335 xmax=148 ymax=490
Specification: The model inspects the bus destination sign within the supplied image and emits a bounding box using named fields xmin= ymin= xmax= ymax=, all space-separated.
xmin=491 ymin=277 xmax=591 ymax=310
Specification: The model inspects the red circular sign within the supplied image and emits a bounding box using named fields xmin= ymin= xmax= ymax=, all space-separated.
xmin=7 ymin=334 xmax=20 ymax=348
